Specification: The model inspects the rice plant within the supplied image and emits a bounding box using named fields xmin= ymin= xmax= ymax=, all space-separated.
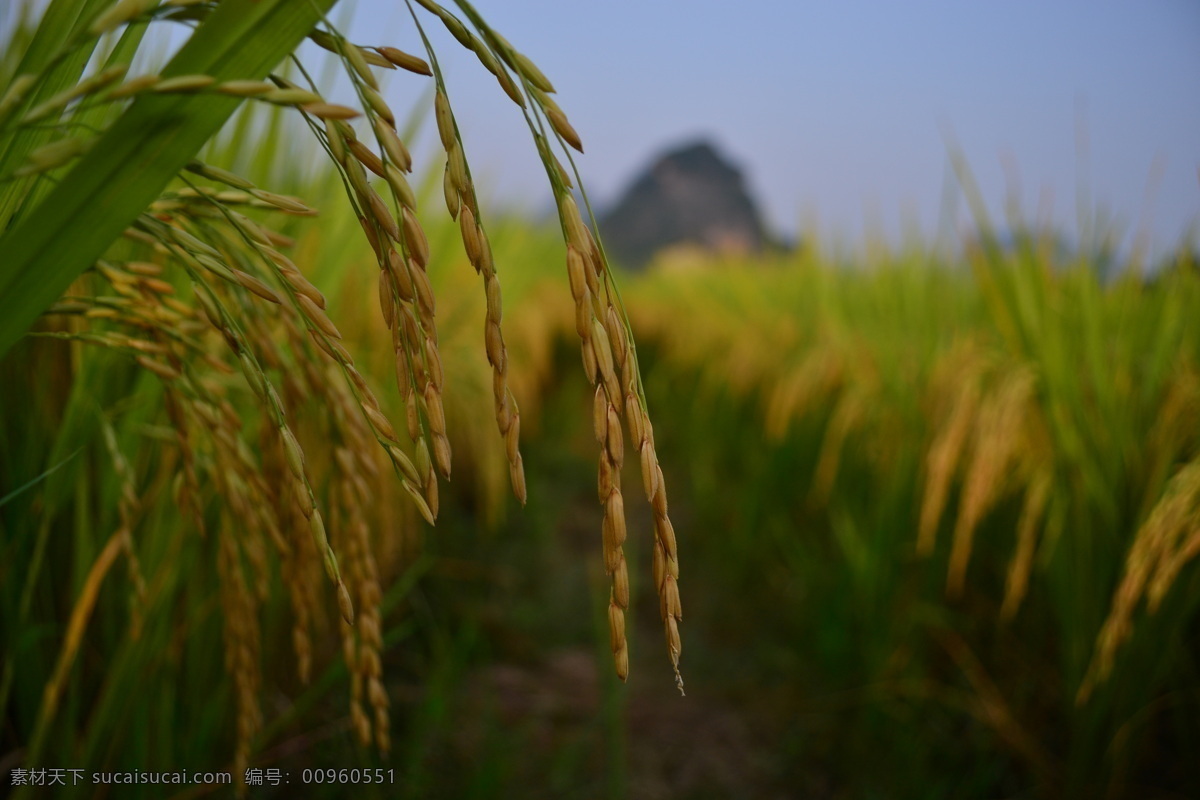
xmin=1 ymin=0 xmax=682 ymax=794
xmin=619 ymin=225 xmax=1200 ymax=796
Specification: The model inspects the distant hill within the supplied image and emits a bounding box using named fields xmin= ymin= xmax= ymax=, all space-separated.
xmin=599 ymin=140 xmax=774 ymax=269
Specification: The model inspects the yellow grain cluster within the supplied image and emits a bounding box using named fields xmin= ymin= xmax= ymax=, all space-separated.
xmin=428 ymin=83 xmax=527 ymax=503
xmin=558 ymin=192 xmax=683 ymax=690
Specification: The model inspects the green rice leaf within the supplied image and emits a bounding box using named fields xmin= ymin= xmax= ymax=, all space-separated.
xmin=0 ymin=0 xmax=341 ymax=358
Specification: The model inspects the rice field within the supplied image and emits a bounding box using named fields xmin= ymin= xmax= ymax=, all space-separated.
xmin=2 ymin=2 xmax=1199 ymax=798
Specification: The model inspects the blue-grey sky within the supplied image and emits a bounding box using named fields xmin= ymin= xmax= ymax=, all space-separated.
xmin=4 ymin=1 xmax=1196 ymax=257
xmin=344 ymin=0 xmax=1199 ymax=258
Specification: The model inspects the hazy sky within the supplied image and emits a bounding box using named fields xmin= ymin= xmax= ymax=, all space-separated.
xmin=342 ymin=0 xmax=1199 ymax=258
xmin=4 ymin=1 xmax=1197 ymax=257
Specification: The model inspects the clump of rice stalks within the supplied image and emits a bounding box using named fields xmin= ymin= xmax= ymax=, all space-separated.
xmin=0 ymin=0 xmax=685 ymax=787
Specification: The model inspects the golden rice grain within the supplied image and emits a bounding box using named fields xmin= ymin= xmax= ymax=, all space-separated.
xmin=558 ymin=194 xmax=589 ymax=253
xmin=460 ymin=205 xmax=482 ymax=265
xmin=411 ymin=264 xmax=435 ymax=319
xmin=378 ymin=46 xmax=432 ymax=75
xmin=625 ymin=393 xmax=645 ymax=445
xmin=278 ymin=266 xmax=326 ymax=310
xmin=443 ymin=168 xmax=460 ymax=219
xmin=344 ymin=40 xmax=379 ymax=90
xmin=447 ymin=143 xmax=469 ymax=195
xmin=608 ymin=601 xmax=626 ymax=653
xmin=604 ymin=307 xmax=628 ymax=370
xmin=363 ymin=188 xmax=400 ymax=242
xmin=232 ymin=269 xmax=282 ymax=304
xmin=250 ymin=189 xmax=315 ymax=215
xmin=364 ymin=404 xmax=399 ymax=443
xmin=375 ymin=119 xmax=413 ymax=172
xmin=484 ymin=272 xmax=502 ymax=322
xmin=280 ymin=428 xmax=306 ymax=482
xmin=303 ymin=102 xmax=361 ymax=120
xmin=387 ymin=445 xmax=421 ymax=486
xmin=581 ymin=339 xmax=598 ymax=384
xmin=509 ymin=453 xmax=527 ymax=504
xmin=513 ymin=50 xmax=555 ymax=94
xmin=384 ymin=164 xmax=417 ymax=211
xmin=545 ymin=103 xmax=583 ymax=153
xmin=605 ymin=491 xmax=626 ymax=550
xmin=403 ymin=480 xmax=436 ymax=525
xmin=655 ymin=514 xmax=678 ymax=562
xmin=424 ymin=383 xmax=446 ymax=437
xmin=424 ymin=336 xmax=444 ymax=389
xmin=666 ymin=616 xmax=682 ymax=661
xmin=493 ymin=62 xmax=525 ymax=107
xmin=434 ymin=91 xmax=455 ymax=151
xmin=567 ymin=245 xmax=588 ymax=302
xmin=640 ymin=440 xmax=658 ymax=501
xmin=337 ymin=581 xmax=355 ymax=625
xmin=402 ymin=208 xmax=430 ymax=268
xmin=298 ymin=294 xmax=342 ymax=340
xmin=606 ymin=405 xmax=623 ymax=467
xmin=349 ymin=139 xmax=386 ymax=177
xmin=484 ymin=321 xmax=505 ymax=371
xmin=652 ymin=464 xmax=668 ymax=518
xmin=505 ymin=411 xmax=521 ymax=464
xmin=593 ymin=384 xmax=608 ymax=444
xmin=361 ymin=85 xmax=394 ymax=126
xmin=431 ymin=433 xmax=452 ymax=480
xmin=614 ymin=640 xmax=629 ymax=682
xmin=431 ymin=6 xmax=473 ymax=49
xmin=379 ymin=252 xmax=408 ymax=303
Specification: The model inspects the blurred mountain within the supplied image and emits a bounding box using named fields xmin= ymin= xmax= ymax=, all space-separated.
xmin=599 ymin=139 xmax=776 ymax=269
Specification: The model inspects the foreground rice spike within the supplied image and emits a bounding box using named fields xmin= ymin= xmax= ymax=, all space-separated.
xmin=413 ymin=38 xmax=527 ymax=503
xmin=553 ymin=184 xmax=684 ymax=690
xmin=601 ymin=414 xmax=630 ymax=680
xmin=642 ymin=416 xmax=684 ymax=695
xmin=418 ymin=2 xmax=678 ymax=676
